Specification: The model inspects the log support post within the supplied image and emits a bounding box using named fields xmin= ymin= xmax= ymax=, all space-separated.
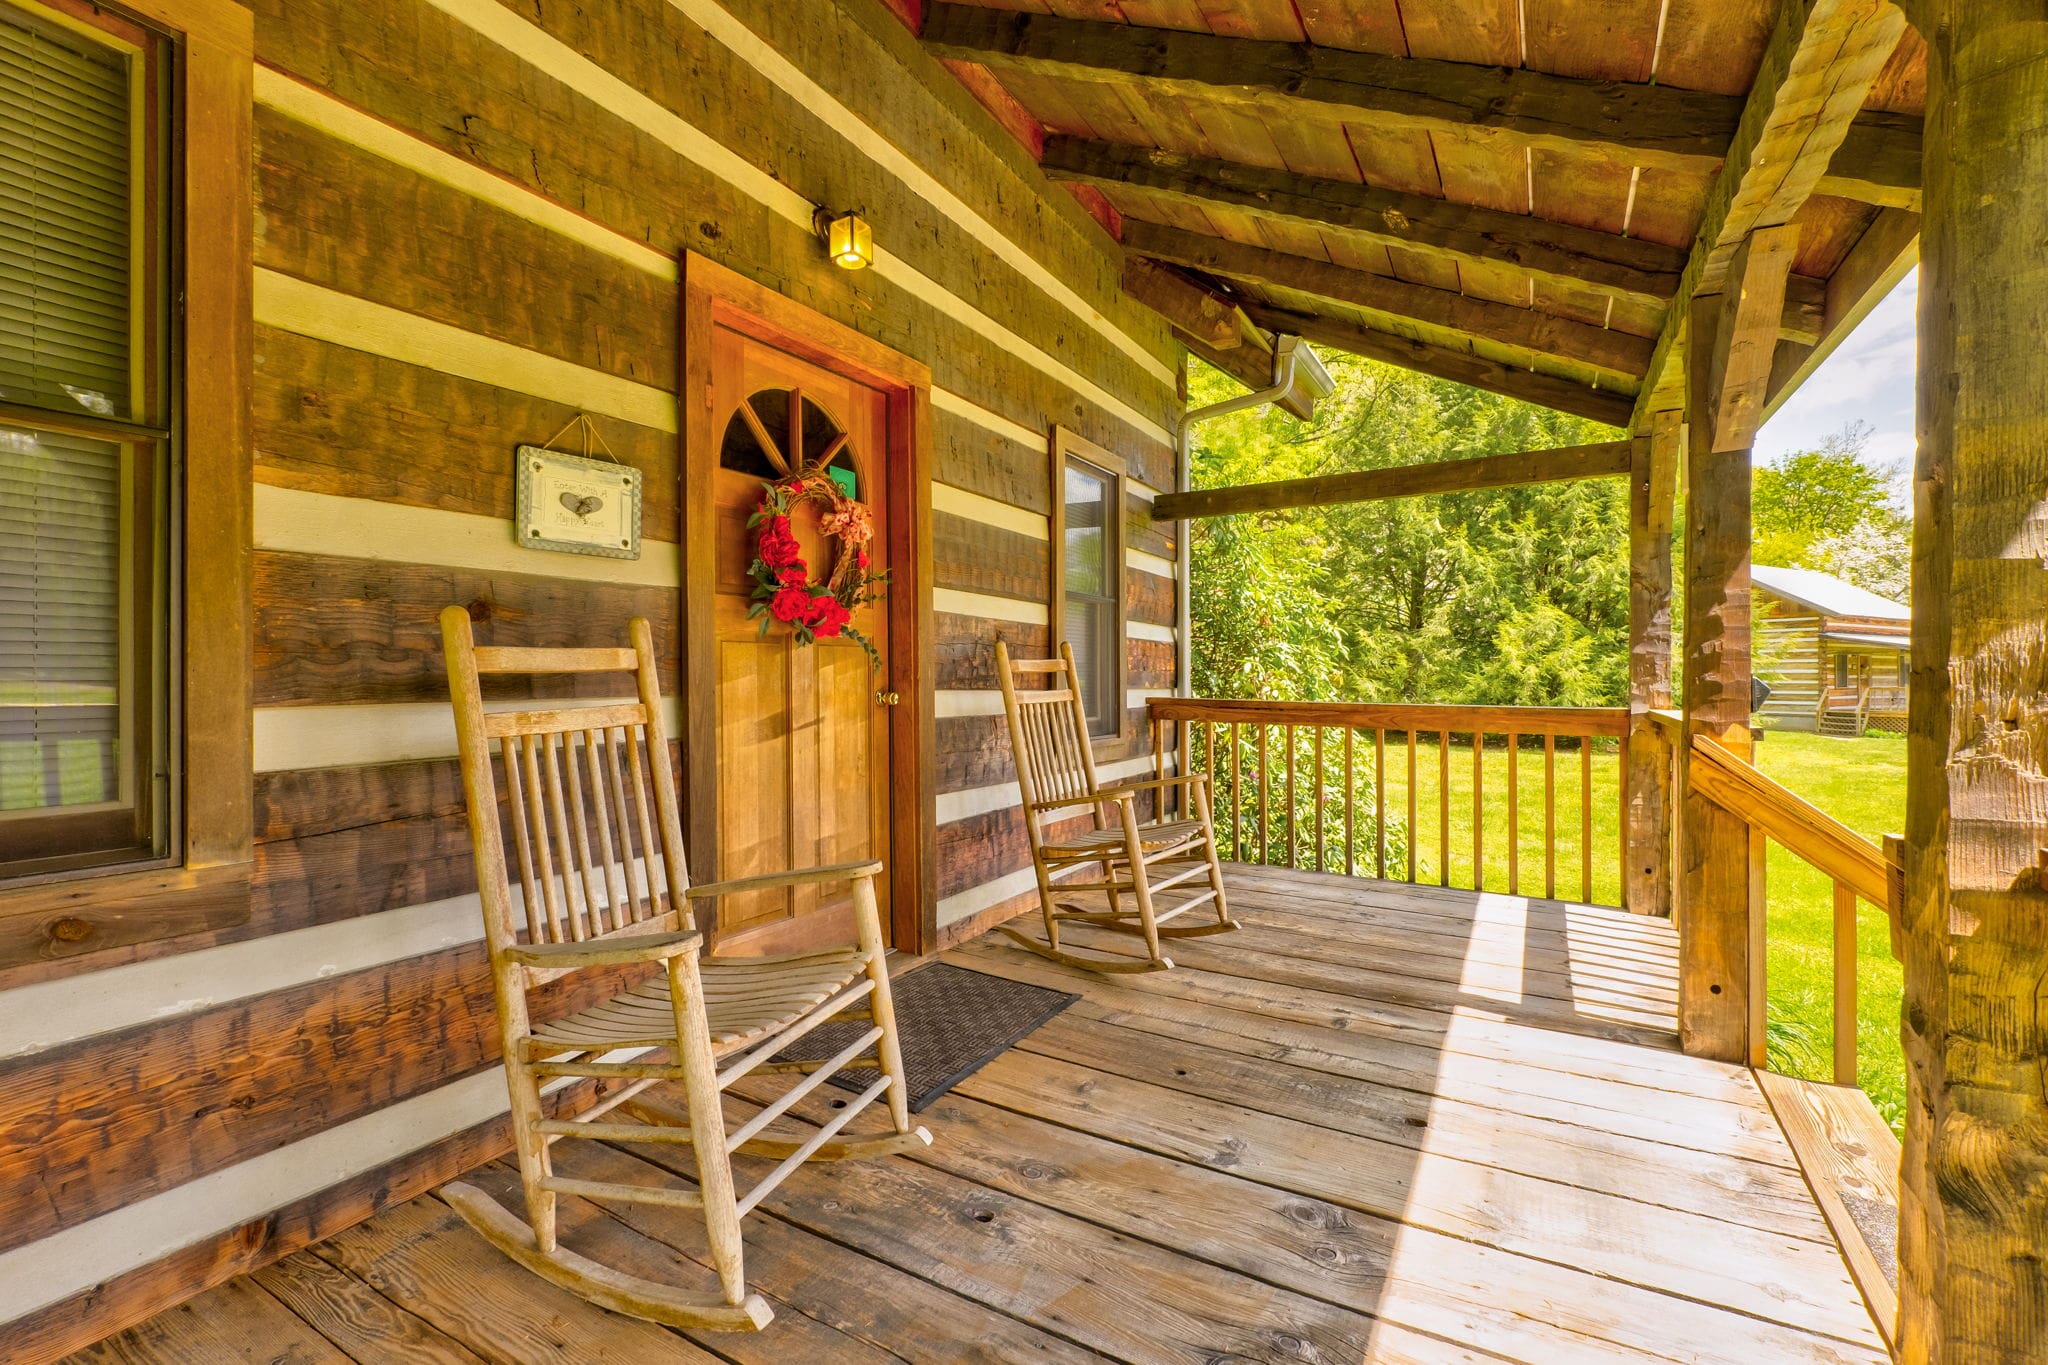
xmin=1626 ymin=410 xmax=1680 ymax=917
xmin=1678 ymin=224 xmax=1799 ymax=1064
xmin=1898 ymin=2 xmax=2048 ymax=1359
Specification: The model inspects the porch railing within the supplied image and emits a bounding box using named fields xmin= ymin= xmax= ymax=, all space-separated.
xmin=1147 ymin=698 xmax=1629 ymax=908
xmin=1650 ymin=710 xmax=1905 ymax=1084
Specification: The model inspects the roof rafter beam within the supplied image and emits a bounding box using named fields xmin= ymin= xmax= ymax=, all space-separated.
xmin=1152 ymin=439 xmax=1633 ymax=521
xmin=1633 ymin=0 xmax=1911 ymax=426
xmin=1045 ymin=140 xmax=1826 ymax=342
xmin=923 ymin=1 xmax=1918 ymax=204
xmin=1121 ymin=219 xmax=1652 ymax=385
xmin=1243 ymin=304 xmax=1635 ymax=428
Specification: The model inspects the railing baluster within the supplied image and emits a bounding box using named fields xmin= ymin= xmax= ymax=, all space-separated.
xmin=1543 ymin=734 xmax=1557 ymax=900
xmin=1472 ymin=730 xmax=1484 ymax=892
xmin=1581 ymin=734 xmax=1594 ymax=903
xmin=1230 ymin=722 xmax=1243 ymax=862
xmin=1245 ymin=724 xmax=1261 ymax=863
xmin=1374 ymin=727 xmax=1387 ymax=881
xmin=1314 ymin=725 xmax=1327 ymax=873
xmin=1179 ymin=714 xmax=1193 ymax=820
xmin=1438 ymin=729 xmax=1450 ymax=888
xmin=1285 ymin=724 xmax=1298 ymax=869
xmin=1406 ymin=730 xmax=1417 ymax=884
xmin=1507 ymin=731 xmax=1520 ymax=896
xmin=1834 ymin=881 xmax=1858 ymax=1086
xmin=1342 ymin=727 xmax=1355 ymax=877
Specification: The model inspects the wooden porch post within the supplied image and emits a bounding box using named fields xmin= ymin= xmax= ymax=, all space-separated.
xmin=1626 ymin=411 xmax=1679 ymax=917
xmin=1678 ymin=226 xmax=1799 ymax=1063
xmin=1899 ymin=2 xmax=2048 ymax=1358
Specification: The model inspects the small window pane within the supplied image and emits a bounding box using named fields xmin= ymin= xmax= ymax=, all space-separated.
xmin=0 ymin=2 xmax=135 ymax=419
xmin=0 ymin=426 xmax=123 ymax=812
xmin=1063 ymin=464 xmax=1107 ymax=594
xmin=1061 ymin=454 xmax=1119 ymax=736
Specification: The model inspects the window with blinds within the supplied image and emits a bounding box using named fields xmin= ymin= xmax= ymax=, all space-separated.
xmin=1060 ymin=454 xmax=1123 ymax=738
xmin=0 ymin=0 xmax=170 ymax=878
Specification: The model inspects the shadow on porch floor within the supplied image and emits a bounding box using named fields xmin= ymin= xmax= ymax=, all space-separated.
xmin=69 ymin=865 xmax=1887 ymax=1364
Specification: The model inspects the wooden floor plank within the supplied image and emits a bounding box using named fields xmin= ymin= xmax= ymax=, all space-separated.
xmin=61 ymin=1276 xmax=356 ymax=1365
xmin=955 ymin=1046 xmax=1886 ymax=1348
xmin=247 ymin=1252 xmax=487 ymax=1365
xmin=309 ymin=1198 xmax=722 ymax=1364
xmin=958 ymin=951 xmax=1800 ymax=1166
xmin=1012 ymin=1010 xmax=1832 ymax=1240
xmin=1225 ymin=879 xmax=1684 ymax=963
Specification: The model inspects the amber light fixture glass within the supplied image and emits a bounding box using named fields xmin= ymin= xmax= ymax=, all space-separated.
xmin=818 ymin=209 xmax=873 ymax=269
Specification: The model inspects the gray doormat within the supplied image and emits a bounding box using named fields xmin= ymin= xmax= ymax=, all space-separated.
xmin=784 ymin=962 xmax=1077 ymax=1113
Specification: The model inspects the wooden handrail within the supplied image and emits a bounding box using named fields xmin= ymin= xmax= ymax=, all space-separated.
xmin=1148 ymin=697 xmax=1628 ymax=738
xmin=1687 ymin=732 xmax=1898 ymax=917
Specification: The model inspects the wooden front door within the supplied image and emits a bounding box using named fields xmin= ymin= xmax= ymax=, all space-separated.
xmin=704 ymin=326 xmax=894 ymax=952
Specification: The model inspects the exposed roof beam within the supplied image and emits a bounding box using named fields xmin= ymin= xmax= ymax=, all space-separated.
xmin=1633 ymin=0 xmax=1911 ymax=427
xmin=1243 ymin=304 xmax=1635 ymax=428
xmin=1045 ymin=138 xmax=1686 ymax=310
xmin=1821 ymin=112 xmax=1923 ymax=210
xmin=925 ymin=2 xmax=1919 ymax=205
xmin=1762 ymin=207 xmax=1920 ymax=424
xmin=1692 ymin=225 xmax=1803 ymax=453
xmin=1152 ymin=440 xmax=1633 ymax=521
xmin=1050 ymin=141 xmax=1824 ymax=342
xmin=1121 ymin=255 xmax=1239 ymax=349
xmin=1121 ymin=219 xmax=1652 ymax=385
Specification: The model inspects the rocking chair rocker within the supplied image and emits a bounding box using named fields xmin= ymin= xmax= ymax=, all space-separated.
xmin=994 ymin=640 xmax=1237 ymax=972
xmin=437 ymin=608 xmax=930 ymax=1332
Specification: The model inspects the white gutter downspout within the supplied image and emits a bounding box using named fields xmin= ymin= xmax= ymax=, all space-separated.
xmin=1171 ymin=337 xmax=1307 ymax=698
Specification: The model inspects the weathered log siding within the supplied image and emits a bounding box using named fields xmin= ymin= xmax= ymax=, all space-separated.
xmin=0 ymin=0 xmax=1181 ymax=1354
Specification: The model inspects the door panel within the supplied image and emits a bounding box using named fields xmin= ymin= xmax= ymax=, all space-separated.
xmin=704 ymin=324 xmax=893 ymax=952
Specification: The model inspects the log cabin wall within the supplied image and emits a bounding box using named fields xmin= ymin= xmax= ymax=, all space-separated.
xmin=0 ymin=0 xmax=1180 ymax=1354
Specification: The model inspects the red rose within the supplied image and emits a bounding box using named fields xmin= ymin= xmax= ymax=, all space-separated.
xmin=768 ymin=585 xmax=815 ymax=624
xmin=757 ymin=517 xmax=801 ymax=570
xmin=776 ymin=565 xmax=808 ymax=586
xmin=855 ymin=547 xmax=870 ymax=571
xmin=809 ymin=595 xmax=851 ymax=638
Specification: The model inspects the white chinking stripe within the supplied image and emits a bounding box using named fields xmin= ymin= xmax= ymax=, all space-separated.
xmin=1128 ymin=547 xmax=1175 ymax=578
xmin=933 ymin=483 xmax=1048 ymax=540
xmin=1129 ymin=621 xmax=1176 ymax=644
xmin=938 ymin=866 xmax=1037 ymax=928
xmin=665 ymin=0 xmax=1173 ymax=390
xmin=0 ymin=1048 xmax=650 ymax=1325
xmin=252 ymin=72 xmax=1163 ymax=521
xmin=935 ymin=753 xmax=1159 ymax=826
xmin=408 ymin=0 xmax=1173 ymax=448
xmin=934 ymin=588 xmax=1047 ymax=626
xmin=935 ymin=689 xmax=1007 ymax=719
xmin=254 ymin=483 xmax=682 ymax=588
xmin=255 ymin=695 xmax=685 ymax=771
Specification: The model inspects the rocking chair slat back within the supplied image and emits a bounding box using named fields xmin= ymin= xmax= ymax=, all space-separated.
xmin=443 ymin=609 xmax=692 ymax=965
xmin=995 ymin=640 xmax=1102 ymax=811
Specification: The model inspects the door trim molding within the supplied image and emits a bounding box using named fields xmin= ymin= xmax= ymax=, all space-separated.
xmin=680 ymin=252 xmax=935 ymax=953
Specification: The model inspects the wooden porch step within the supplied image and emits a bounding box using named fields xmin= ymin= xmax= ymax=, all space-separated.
xmin=1756 ymin=1069 xmax=1902 ymax=1352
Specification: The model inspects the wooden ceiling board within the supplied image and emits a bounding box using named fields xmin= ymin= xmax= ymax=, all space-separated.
xmin=1185 ymin=98 xmax=1291 ymax=171
xmin=1261 ymin=111 xmax=1366 ymax=183
xmin=1648 ymin=0 xmax=1774 ymax=94
xmin=1293 ymin=0 xmax=1410 ymax=56
xmin=1341 ymin=122 xmax=1446 ymax=198
xmin=994 ymin=69 xmax=1104 ymax=136
xmin=1862 ymin=27 xmax=1926 ymax=114
xmin=1788 ymin=196 xmax=1880 ymax=280
xmin=1523 ymin=0 xmax=1661 ymax=83
xmin=1191 ymin=0 xmax=1308 ymax=41
xmin=943 ymin=58 xmax=1049 ymax=156
xmin=1530 ymin=273 xmax=1648 ymax=331
xmin=1316 ymin=229 xmax=1397 ymax=279
xmin=1394 ymin=0 xmax=1522 ymax=66
xmin=1605 ymin=295 xmax=1667 ymax=339
xmin=1101 ymin=185 xmax=1229 ymax=237
xmin=1247 ymin=214 xmax=1342 ymax=264
xmin=1529 ymin=144 xmax=1638 ymax=238
xmin=1380 ymin=242 xmax=1465 ymax=296
xmin=1109 ymin=0 xmax=1213 ymax=32
xmin=1622 ymin=164 xmax=1715 ymax=249
xmin=1428 ymin=125 xmax=1538 ymax=217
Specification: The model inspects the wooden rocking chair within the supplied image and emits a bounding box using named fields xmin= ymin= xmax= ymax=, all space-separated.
xmin=994 ymin=640 xmax=1237 ymax=973
xmin=437 ymin=608 xmax=930 ymax=1333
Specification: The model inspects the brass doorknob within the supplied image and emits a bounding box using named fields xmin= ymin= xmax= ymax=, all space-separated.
xmin=875 ymin=690 xmax=901 ymax=706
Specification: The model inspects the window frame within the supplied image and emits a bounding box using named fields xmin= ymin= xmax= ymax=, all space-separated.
xmin=0 ymin=0 xmax=251 ymax=971
xmin=1049 ymin=425 xmax=1128 ymax=746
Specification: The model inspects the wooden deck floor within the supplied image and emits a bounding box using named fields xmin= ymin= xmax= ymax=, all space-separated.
xmin=72 ymin=866 xmax=1889 ymax=1364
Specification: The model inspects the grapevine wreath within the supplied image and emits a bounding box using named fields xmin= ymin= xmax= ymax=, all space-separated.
xmin=745 ymin=467 xmax=887 ymax=670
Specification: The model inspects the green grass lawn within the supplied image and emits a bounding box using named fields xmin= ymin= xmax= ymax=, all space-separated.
xmin=1752 ymin=729 xmax=1908 ymax=1133
xmin=1204 ymin=724 xmax=1906 ymax=1131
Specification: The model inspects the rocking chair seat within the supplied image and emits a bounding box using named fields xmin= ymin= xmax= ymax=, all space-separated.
xmin=1042 ymin=818 xmax=1206 ymax=859
xmin=526 ymin=947 xmax=869 ymax=1056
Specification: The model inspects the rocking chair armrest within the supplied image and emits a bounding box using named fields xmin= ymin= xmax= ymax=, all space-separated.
xmin=503 ymin=929 xmax=702 ymax=969
xmin=1026 ymin=791 xmax=1138 ymax=814
xmin=1094 ymin=774 xmax=1210 ymax=799
xmin=685 ymin=859 xmax=886 ymax=900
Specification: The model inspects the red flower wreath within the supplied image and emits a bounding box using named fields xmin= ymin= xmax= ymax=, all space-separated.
xmin=744 ymin=468 xmax=887 ymax=669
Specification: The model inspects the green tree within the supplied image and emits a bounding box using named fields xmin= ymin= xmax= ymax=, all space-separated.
xmin=1752 ymin=421 xmax=1907 ymax=586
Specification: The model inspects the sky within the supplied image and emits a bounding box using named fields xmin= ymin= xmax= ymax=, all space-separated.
xmin=1754 ymin=266 xmax=1918 ymax=501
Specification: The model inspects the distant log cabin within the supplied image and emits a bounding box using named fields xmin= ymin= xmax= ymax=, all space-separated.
xmin=1751 ymin=565 xmax=1909 ymax=735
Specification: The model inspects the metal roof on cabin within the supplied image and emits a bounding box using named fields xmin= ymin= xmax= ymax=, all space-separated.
xmin=1753 ymin=564 xmax=1909 ymax=621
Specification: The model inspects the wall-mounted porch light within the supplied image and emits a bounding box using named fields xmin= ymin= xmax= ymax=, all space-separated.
xmin=816 ymin=208 xmax=873 ymax=269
